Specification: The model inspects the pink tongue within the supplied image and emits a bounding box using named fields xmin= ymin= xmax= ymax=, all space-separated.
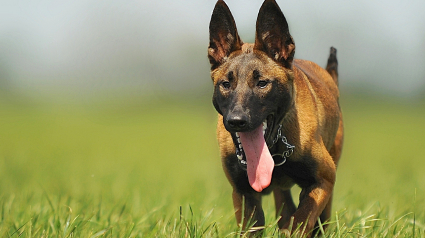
xmin=239 ymin=125 xmax=274 ymax=192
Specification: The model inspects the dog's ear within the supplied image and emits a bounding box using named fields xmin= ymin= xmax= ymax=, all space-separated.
xmin=254 ymin=0 xmax=295 ymax=68
xmin=208 ymin=0 xmax=242 ymax=70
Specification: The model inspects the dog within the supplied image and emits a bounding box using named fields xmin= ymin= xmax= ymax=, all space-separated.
xmin=208 ymin=0 xmax=344 ymax=236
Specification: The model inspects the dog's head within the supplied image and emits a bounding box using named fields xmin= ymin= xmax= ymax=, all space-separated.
xmin=209 ymin=0 xmax=295 ymax=140
xmin=208 ymin=0 xmax=296 ymax=192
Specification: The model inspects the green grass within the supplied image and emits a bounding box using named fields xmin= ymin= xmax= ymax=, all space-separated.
xmin=0 ymin=94 xmax=424 ymax=237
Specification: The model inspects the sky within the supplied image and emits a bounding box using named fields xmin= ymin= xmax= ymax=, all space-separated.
xmin=0 ymin=0 xmax=424 ymax=98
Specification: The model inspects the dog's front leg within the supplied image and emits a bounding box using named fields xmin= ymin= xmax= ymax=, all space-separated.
xmin=232 ymin=190 xmax=265 ymax=232
xmin=274 ymin=189 xmax=297 ymax=228
xmin=286 ymin=178 xmax=335 ymax=236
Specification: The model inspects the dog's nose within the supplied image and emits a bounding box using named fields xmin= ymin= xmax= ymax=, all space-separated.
xmin=227 ymin=115 xmax=248 ymax=131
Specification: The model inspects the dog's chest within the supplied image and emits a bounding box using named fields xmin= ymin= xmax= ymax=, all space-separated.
xmin=270 ymin=171 xmax=295 ymax=190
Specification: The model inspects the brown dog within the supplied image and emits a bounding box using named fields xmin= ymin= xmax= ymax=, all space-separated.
xmin=208 ymin=0 xmax=343 ymax=236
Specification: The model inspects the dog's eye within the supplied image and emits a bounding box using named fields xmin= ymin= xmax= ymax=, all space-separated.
xmin=257 ymin=80 xmax=269 ymax=88
xmin=221 ymin=81 xmax=231 ymax=89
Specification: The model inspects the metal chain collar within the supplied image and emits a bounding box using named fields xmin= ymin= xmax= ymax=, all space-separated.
xmin=270 ymin=124 xmax=295 ymax=166
xmin=236 ymin=124 xmax=295 ymax=169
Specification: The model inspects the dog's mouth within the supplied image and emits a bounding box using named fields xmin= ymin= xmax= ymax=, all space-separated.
xmin=234 ymin=114 xmax=274 ymax=162
xmin=233 ymin=115 xmax=275 ymax=192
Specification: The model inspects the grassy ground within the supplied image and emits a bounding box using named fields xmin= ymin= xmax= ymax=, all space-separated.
xmin=0 ymin=94 xmax=424 ymax=237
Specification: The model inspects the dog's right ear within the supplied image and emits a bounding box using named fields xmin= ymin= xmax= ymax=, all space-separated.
xmin=208 ymin=0 xmax=242 ymax=70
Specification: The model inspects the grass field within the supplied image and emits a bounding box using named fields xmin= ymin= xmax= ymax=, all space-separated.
xmin=0 ymin=94 xmax=424 ymax=237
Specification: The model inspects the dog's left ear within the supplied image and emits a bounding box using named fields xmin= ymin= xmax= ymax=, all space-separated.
xmin=208 ymin=0 xmax=243 ymax=70
xmin=254 ymin=0 xmax=295 ymax=68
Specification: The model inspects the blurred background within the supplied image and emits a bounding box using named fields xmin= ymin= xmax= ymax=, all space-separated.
xmin=1 ymin=0 xmax=425 ymax=226
xmin=1 ymin=0 xmax=424 ymax=100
